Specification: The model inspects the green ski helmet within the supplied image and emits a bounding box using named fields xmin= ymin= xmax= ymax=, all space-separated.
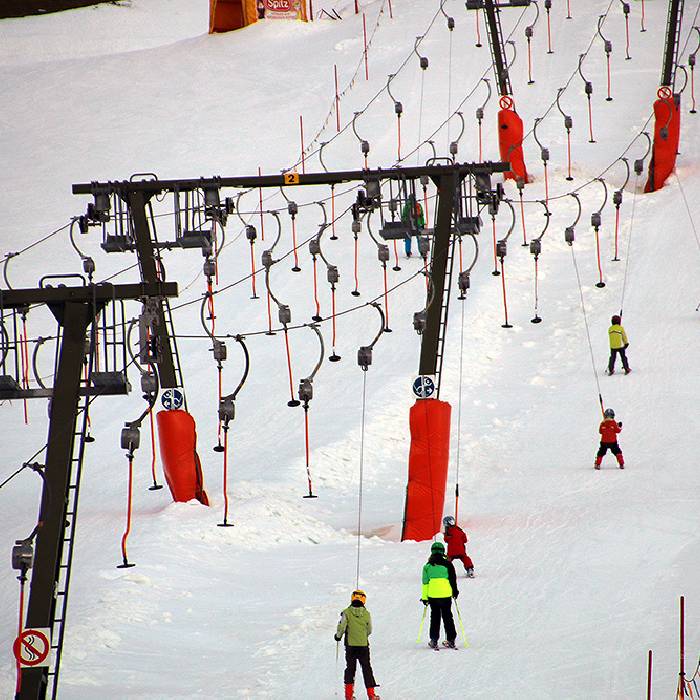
xmin=431 ymin=541 xmax=445 ymax=554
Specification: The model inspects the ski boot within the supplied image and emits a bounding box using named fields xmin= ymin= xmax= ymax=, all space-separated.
xmin=606 ymin=368 xmax=615 ymax=375
xmin=616 ymin=455 xmax=625 ymax=470
xmin=623 ymin=367 xmax=631 ymax=375
xmin=428 ymin=639 xmax=439 ymax=650
xmin=344 ymin=683 xmax=354 ymax=700
xmin=367 ymin=687 xmax=380 ymax=699
xmin=442 ymin=640 xmax=457 ymax=649
xmin=466 ymin=567 xmax=475 ymax=578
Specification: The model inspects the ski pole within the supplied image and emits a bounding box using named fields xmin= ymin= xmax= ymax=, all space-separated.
xmin=416 ymin=605 xmax=428 ymax=643
xmin=334 ymin=639 xmax=342 ymax=698
xmin=454 ymin=599 xmax=470 ymax=648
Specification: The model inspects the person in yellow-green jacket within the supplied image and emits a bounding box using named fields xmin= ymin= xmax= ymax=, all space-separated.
xmin=607 ymin=314 xmax=631 ymax=375
xmin=334 ymin=589 xmax=380 ymax=700
xmin=421 ymin=541 xmax=459 ymax=650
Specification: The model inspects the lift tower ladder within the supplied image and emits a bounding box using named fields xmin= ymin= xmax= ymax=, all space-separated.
xmin=44 ymin=384 xmax=91 ymax=699
xmin=661 ymin=0 xmax=685 ymax=89
xmin=433 ymin=233 xmax=456 ymax=398
xmin=2 ymin=281 xmax=178 ymax=700
xmin=466 ymin=0 xmax=531 ymax=96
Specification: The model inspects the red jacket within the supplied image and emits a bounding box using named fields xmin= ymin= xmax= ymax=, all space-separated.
xmin=444 ymin=525 xmax=468 ymax=557
xmin=599 ymin=418 xmax=621 ymax=443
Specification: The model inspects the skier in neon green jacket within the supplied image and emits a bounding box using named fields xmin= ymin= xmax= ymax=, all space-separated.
xmin=421 ymin=541 xmax=459 ymax=649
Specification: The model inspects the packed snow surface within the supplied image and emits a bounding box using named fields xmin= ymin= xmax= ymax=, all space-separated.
xmin=1 ymin=0 xmax=699 ymax=698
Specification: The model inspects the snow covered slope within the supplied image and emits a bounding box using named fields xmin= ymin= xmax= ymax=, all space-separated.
xmin=1 ymin=0 xmax=699 ymax=697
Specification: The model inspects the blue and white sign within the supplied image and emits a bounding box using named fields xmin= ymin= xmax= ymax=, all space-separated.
xmin=161 ymin=388 xmax=184 ymax=410
xmin=412 ymin=375 xmax=436 ymax=399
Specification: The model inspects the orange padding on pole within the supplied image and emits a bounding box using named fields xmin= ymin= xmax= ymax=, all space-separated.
xmin=645 ymin=92 xmax=681 ymax=193
xmin=498 ymin=102 xmax=529 ymax=183
xmin=401 ymin=400 xmax=452 ymax=542
xmin=156 ymin=410 xmax=209 ymax=506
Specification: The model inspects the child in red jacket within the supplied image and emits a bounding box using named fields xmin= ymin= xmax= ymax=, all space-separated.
xmin=443 ymin=516 xmax=475 ymax=578
xmin=595 ymin=408 xmax=624 ymax=470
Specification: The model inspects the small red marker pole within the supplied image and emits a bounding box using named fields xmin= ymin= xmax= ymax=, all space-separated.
xmin=334 ymin=64 xmax=340 ymax=132
xmin=363 ymin=13 xmax=369 ymax=81
xmin=299 ymin=114 xmax=305 ymax=174
xmin=258 ymin=166 xmax=265 ymax=241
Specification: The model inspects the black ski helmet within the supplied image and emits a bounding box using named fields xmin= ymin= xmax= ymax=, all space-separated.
xmin=611 ymin=314 xmax=621 ymax=325
xmin=604 ymin=408 xmax=615 ymax=419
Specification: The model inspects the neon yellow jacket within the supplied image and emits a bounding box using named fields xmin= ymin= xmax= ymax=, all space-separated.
xmin=608 ymin=324 xmax=628 ymax=350
xmin=421 ymin=554 xmax=458 ymax=600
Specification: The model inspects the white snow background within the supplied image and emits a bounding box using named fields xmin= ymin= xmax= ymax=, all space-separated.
xmin=1 ymin=0 xmax=699 ymax=697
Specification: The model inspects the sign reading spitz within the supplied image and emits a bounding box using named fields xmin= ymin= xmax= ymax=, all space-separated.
xmin=263 ymin=0 xmax=307 ymax=20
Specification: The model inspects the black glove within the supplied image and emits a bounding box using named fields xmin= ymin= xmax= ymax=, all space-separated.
xmin=618 ymin=422 xmax=623 ymax=428
xmin=334 ymin=634 xmax=341 ymax=642
xmin=421 ymin=599 xmax=428 ymax=606
xmin=624 ymin=343 xmax=629 ymax=349
xmin=453 ymin=592 xmax=459 ymax=599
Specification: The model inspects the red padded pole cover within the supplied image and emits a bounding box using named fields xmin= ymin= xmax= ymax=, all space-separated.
xmin=401 ymin=400 xmax=452 ymax=542
xmin=498 ymin=98 xmax=529 ymax=183
xmin=156 ymin=410 xmax=209 ymax=506
xmin=645 ymin=90 xmax=681 ymax=193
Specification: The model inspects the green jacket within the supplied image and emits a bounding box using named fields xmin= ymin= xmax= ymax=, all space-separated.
xmin=336 ymin=602 xmax=372 ymax=647
xmin=401 ymin=199 xmax=425 ymax=230
xmin=608 ymin=324 xmax=628 ymax=350
xmin=421 ymin=553 xmax=458 ymax=600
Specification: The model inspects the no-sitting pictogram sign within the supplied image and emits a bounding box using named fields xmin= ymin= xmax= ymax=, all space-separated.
xmin=13 ymin=628 xmax=51 ymax=668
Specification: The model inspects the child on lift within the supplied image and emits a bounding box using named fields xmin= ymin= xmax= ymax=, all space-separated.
xmin=595 ymin=407 xmax=625 ymax=470
xmin=443 ymin=516 xmax=475 ymax=578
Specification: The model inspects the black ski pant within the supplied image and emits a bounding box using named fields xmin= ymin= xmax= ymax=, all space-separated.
xmin=429 ymin=597 xmax=457 ymax=643
xmin=597 ymin=441 xmax=622 ymax=458
xmin=608 ymin=347 xmax=629 ymax=372
xmin=344 ymin=645 xmax=377 ymax=688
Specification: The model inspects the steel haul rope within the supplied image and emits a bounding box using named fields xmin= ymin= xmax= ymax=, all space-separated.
xmin=355 ymin=369 xmax=367 ymax=589
xmin=619 ymin=172 xmax=641 ymax=316
xmin=454 ymin=293 xmax=465 ymax=523
xmin=570 ymin=245 xmax=605 ymax=414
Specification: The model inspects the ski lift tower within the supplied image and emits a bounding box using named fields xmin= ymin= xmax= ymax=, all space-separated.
xmin=3 ymin=279 xmax=178 ymax=700
xmin=73 ymin=161 xmax=509 ymax=399
xmin=465 ymin=0 xmax=531 ymax=97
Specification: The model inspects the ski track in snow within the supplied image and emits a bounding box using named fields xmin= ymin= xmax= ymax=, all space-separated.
xmin=1 ymin=0 xmax=699 ymax=697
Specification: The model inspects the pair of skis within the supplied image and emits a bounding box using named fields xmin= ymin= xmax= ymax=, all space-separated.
xmin=428 ymin=640 xmax=459 ymax=651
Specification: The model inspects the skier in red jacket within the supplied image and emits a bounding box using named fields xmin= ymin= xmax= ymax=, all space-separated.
xmin=443 ymin=516 xmax=475 ymax=578
xmin=595 ymin=407 xmax=624 ymax=470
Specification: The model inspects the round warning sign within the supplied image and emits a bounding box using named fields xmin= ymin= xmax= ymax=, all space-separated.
xmin=161 ymin=388 xmax=184 ymax=410
xmin=413 ymin=375 xmax=436 ymax=399
xmin=13 ymin=628 xmax=50 ymax=668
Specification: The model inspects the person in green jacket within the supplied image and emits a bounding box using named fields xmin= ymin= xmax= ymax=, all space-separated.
xmin=401 ymin=194 xmax=425 ymax=257
xmin=334 ymin=589 xmax=379 ymax=700
xmin=421 ymin=541 xmax=459 ymax=649
xmin=607 ymin=314 xmax=630 ymax=375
